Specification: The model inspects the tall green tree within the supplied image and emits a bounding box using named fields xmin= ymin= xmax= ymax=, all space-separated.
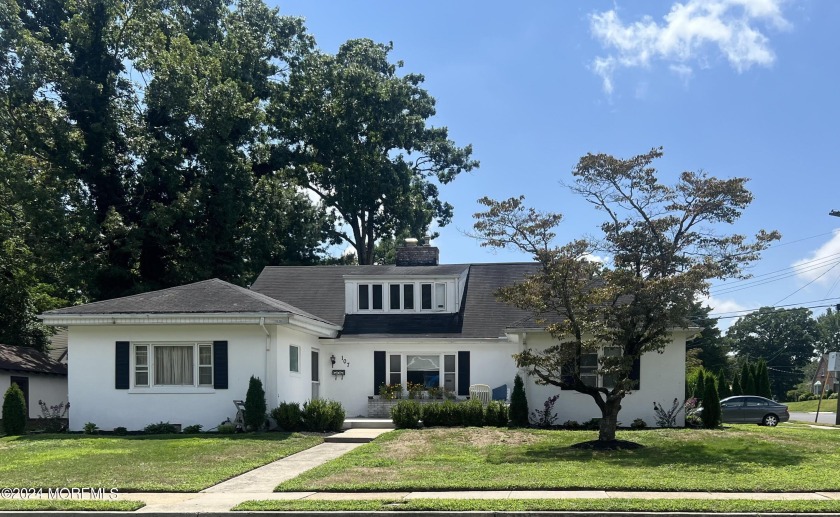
xmin=701 ymin=374 xmax=721 ymax=428
xmin=1 ymin=0 xmax=329 ymax=312
xmin=732 ymin=374 xmax=743 ymax=396
xmin=471 ymin=148 xmax=777 ymax=444
xmin=755 ymin=359 xmax=772 ymax=399
xmin=270 ymin=39 xmax=478 ymax=264
xmin=740 ymin=362 xmax=756 ymax=395
xmin=686 ymin=302 xmax=729 ymax=372
xmin=815 ymin=308 xmax=840 ymax=355
xmin=727 ymin=307 xmax=818 ymax=400
xmin=717 ymin=368 xmax=732 ymax=399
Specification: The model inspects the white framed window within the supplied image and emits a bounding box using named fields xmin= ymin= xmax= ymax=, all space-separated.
xmin=388 ymin=283 xmax=416 ymax=310
xmin=392 ymin=352 xmax=456 ymax=390
xmin=601 ymin=347 xmax=622 ymax=389
xmin=132 ymin=343 xmax=213 ymax=388
xmin=358 ymin=283 xmax=384 ymax=311
xmin=420 ymin=282 xmax=446 ymax=311
xmin=580 ymin=352 xmax=598 ymax=387
xmin=353 ymin=280 xmax=451 ymax=314
xmin=290 ymin=345 xmax=300 ymax=373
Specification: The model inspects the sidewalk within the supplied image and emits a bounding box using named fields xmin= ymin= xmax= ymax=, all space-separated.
xmin=108 ymin=488 xmax=840 ymax=514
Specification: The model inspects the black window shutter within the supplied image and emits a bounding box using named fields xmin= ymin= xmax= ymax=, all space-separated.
xmin=629 ymin=356 xmax=641 ymax=389
xmin=373 ymin=351 xmax=386 ymax=395
xmin=457 ymin=351 xmax=470 ymax=396
xmin=213 ymin=341 xmax=228 ymax=389
xmin=115 ymin=341 xmax=130 ymax=390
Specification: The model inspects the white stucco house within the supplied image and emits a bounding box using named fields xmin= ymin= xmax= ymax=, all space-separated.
xmin=0 ymin=344 xmax=68 ymax=419
xmin=40 ymin=243 xmax=688 ymax=432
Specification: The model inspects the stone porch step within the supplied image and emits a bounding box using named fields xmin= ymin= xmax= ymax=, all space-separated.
xmin=324 ymin=427 xmax=393 ymax=443
xmin=343 ymin=418 xmax=395 ymax=430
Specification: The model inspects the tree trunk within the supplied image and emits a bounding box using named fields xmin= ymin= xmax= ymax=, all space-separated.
xmin=598 ymin=396 xmax=622 ymax=442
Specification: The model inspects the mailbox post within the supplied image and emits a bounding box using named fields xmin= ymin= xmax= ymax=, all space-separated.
xmin=830 ymin=352 xmax=840 ymax=426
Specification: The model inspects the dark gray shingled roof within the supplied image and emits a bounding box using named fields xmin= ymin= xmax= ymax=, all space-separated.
xmin=42 ymin=279 xmax=336 ymax=326
xmin=0 ymin=344 xmax=67 ymax=376
xmin=250 ymin=263 xmax=539 ymax=339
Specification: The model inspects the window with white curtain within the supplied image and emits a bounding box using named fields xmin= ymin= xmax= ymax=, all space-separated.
xmin=133 ymin=343 xmax=213 ymax=387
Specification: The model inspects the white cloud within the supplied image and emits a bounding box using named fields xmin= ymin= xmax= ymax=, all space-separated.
xmin=699 ymin=294 xmax=750 ymax=332
xmin=792 ymin=230 xmax=840 ymax=285
xmin=589 ymin=0 xmax=789 ymax=93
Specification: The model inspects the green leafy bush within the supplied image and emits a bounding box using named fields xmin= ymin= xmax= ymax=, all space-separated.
xmin=2 ymin=384 xmax=27 ymax=436
xmin=509 ymin=374 xmax=529 ymax=427
xmin=563 ymin=420 xmax=581 ymax=430
xmin=391 ymin=400 xmax=422 ymax=429
xmin=183 ymin=424 xmax=203 ymax=434
xmin=244 ymin=376 xmax=267 ymax=432
xmin=271 ymin=402 xmax=303 ymax=431
xmin=83 ymin=422 xmax=99 ymax=434
xmin=583 ymin=418 xmax=601 ymax=430
xmin=630 ymin=418 xmax=647 ymax=429
xmin=484 ymin=401 xmax=509 ymax=427
xmin=217 ymin=423 xmax=236 ymax=434
xmin=421 ymin=401 xmax=460 ymax=427
xmin=459 ymin=399 xmax=484 ymax=427
xmin=302 ymin=399 xmax=345 ymax=432
xmin=144 ymin=421 xmax=178 ymax=434
xmin=113 ymin=426 xmax=128 ymax=435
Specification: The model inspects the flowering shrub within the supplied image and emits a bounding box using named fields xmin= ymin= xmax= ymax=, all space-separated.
xmin=406 ymin=382 xmax=424 ymax=399
xmin=378 ymin=383 xmax=403 ymax=400
xmin=530 ymin=394 xmax=560 ymax=428
xmin=37 ymin=400 xmax=69 ymax=433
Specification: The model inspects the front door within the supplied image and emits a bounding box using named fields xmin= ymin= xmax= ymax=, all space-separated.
xmin=311 ymin=349 xmax=320 ymax=400
xmin=10 ymin=376 xmax=29 ymax=417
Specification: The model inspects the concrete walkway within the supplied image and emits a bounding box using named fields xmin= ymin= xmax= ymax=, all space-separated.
xmin=129 ymin=428 xmax=391 ymax=513
xmin=107 ymin=489 xmax=840 ymax=514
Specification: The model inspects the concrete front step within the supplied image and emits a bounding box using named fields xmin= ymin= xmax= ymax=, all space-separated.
xmin=343 ymin=418 xmax=395 ymax=429
xmin=324 ymin=427 xmax=393 ymax=443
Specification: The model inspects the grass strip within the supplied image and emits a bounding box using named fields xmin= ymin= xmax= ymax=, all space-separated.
xmin=277 ymin=426 xmax=840 ymax=492
xmin=0 ymin=499 xmax=143 ymax=511
xmin=234 ymin=498 xmax=840 ymax=513
xmin=0 ymin=432 xmax=322 ymax=492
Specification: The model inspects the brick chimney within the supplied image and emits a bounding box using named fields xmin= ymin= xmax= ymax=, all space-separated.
xmin=396 ymin=238 xmax=439 ymax=266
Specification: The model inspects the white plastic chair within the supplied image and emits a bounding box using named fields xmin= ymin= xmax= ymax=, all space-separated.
xmin=469 ymin=384 xmax=491 ymax=406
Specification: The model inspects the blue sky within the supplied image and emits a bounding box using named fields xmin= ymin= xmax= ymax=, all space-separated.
xmin=274 ymin=0 xmax=840 ymax=331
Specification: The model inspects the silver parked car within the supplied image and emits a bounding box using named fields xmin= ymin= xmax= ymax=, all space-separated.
xmin=718 ymin=396 xmax=790 ymax=426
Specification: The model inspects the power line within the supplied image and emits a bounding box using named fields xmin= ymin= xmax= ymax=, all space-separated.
xmin=710 ymin=252 xmax=840 ymax=295
xmin=711 ymin=303 xmax=839 ymax=320
xmin=774 ymin=260 xmax=840 ymax=305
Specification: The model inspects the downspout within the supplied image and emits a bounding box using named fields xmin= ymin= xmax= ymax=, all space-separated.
xmin=259 ymin=317 xmax=270 ymax=392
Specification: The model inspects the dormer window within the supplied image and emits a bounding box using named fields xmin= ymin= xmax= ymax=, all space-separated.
xmin=358 ymin=284 xmax=384 ymax=311
xmin=389 ymin=284 xmax=414 ymax=310
xmin=420 ymin=282 xmax=446 ymax=311
xmin=350 ymin=279 xmax=454 ymax=314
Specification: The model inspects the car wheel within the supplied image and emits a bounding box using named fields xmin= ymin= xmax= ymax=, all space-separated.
xmin=762 ymin=414 xmax=779 ymax=427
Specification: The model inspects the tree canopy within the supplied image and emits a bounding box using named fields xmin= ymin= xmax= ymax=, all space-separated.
xmin=269 ymin=39 xmax=478 ymax=264
xmin=472 ymin=147 xmax=777 ymax=444
xmin=0 ymin=0 xmax=474 ymax=348
xmin=726 ymin=307 xmax=819 ymax=400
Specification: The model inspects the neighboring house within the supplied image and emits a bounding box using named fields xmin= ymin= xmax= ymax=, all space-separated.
xmin=41 ymin=243 xmax=689 ymax=431
xmin=49 ymin=329 xmax=69 ymax=365
xmin=811 ymin=354 xmax=839 ymax=396
xmin=0 ymin=344 xmax=68 ymax=418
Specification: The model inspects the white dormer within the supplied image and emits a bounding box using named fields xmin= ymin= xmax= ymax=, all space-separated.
xmin=344 ymin=275 xmax=463 ymax=314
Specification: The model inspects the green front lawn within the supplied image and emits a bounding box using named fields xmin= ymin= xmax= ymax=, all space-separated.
xmin=0 ymin=433 xmax=321 ymax=492
xmin=277 ymin=425 xmax=840 ymax=492
xmin=0 ymin=500 xmax=143 ymax=512
xmin=786 ymin=399 xmax=839 ymax=412
xmin=235 ymin=499 xmax=840 ymax=513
